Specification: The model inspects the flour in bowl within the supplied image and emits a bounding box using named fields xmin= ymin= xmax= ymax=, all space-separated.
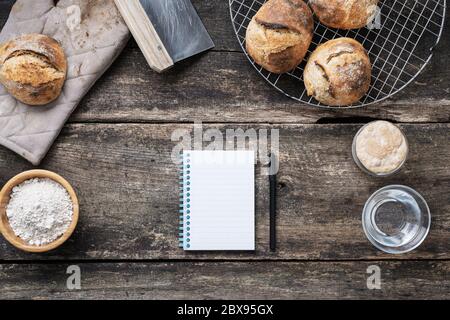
xmin=6 ymin=178 xmax=73 ymax=246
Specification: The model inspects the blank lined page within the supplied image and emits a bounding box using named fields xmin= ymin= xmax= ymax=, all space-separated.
xmin=182 ymin=151 xmax=255 ymax=251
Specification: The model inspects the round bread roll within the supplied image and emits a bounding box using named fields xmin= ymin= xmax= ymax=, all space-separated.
xmin=245 ymin=0 xmax=314 ymax=74
xmin=303 ymin=38 xmax=371 ymax=106
xmin=310 ymin=0 xmax=379 ymax=29
xmin=0 ymin=34 xmax=67 ymax=106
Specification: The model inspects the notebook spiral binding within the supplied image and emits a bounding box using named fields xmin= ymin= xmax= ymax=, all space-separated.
xmin=179 ymin=152 xmax=191 ymax=249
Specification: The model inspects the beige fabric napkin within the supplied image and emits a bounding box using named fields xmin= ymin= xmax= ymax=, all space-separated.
xmin=0 ymin=0 xmax=129 ymax=165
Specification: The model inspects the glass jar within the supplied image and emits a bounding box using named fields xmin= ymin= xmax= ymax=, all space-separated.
xmin=352 ymin=121 xmax=409 ymax=177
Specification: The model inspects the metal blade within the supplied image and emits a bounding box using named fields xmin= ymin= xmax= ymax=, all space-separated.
xmin=139 ymin=0 xmax=214 ymax=63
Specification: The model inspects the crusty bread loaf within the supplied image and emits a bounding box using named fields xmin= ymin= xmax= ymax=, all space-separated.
xmin=245 ymin=0 xmax=314 ymax=74
xmin=303 ymin=38 xmax=371 ymax=106
xmin=310 ymin=0 xmax=379 ymax=29
xmin=0 ymin=34 xmax=67 ymax=106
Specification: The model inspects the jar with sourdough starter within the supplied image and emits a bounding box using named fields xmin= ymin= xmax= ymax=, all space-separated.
xmin=352 ymin=121 xmax=409 ymax=177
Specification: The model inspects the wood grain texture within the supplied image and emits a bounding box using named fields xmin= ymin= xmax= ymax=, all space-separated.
xmin=0 ymin=123 xmax=448 ymax=261
xmin=1 ymin=261 xmax=449 ymax=299
xmin=0 ymin=0 xmax=449 ymax=123
xmin=75 ymin=47 xmax=450 ymax=124
xmin=0 ymin=0 xmax=449 ymax=299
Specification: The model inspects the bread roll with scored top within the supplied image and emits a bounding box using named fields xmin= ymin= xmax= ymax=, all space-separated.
xmin=310 ymin=0 xmax=379 ymax=29
xmin=0 ymin=34 xmax=67 ymax=106
xmin=303 ymin=38 xmax=371 ymax=106
xmin=245 ymin=0 xmax=314 ymax=74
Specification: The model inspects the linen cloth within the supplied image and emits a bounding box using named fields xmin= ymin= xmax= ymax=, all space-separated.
xmin=0 ymin=0 xmax=129 ymax=165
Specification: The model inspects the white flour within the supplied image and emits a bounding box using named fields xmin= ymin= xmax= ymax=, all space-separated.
xmin=6 ymin=178 xmax=74 ymax=246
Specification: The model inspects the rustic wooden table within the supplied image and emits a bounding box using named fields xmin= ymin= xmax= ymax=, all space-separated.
xmin=0 ymin=0 xmax=449 ymax=300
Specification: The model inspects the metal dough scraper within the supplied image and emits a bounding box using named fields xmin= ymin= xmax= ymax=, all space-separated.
xmin=114 ymin=0 xmax=214 ymax=73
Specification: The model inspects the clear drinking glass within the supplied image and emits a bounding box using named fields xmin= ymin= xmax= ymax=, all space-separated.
xmin=362 ymin=185 xmax=431 ymax=254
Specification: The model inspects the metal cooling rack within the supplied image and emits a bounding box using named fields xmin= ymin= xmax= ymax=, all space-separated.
xmin=229 ymin=0 xmax=447 ymax=108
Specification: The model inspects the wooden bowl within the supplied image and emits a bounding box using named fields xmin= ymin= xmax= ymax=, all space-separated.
xmin=0 ymin=170 xmax=79 ymax=253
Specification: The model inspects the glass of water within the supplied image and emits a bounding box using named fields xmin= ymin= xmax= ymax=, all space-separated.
xmin=362 ymin=185 xmax=431 ymax=254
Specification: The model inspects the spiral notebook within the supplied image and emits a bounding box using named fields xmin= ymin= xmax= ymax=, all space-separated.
xmin=179 ymin=150 xmax=255 ymax=250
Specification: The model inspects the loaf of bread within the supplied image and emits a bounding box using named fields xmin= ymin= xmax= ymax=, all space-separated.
xmin=0 ymin=34 xmax=67 ymax=106
xmin=245 ymin=0 xmax=314 ymax=74
xmin=303 ymin=38 xmax=371 ymax=106
xmin=310 ymin=0 xmax=379 ymax=29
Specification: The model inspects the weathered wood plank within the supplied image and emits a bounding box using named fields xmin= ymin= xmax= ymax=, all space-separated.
xmin=76 ymin=47 xmax=450 ymax=124
xmin=0 ymin=123 xmax=448 ymax=260
xmin=1 ymin=0 xmax=449 ymax=123
xmin=1 ymin=0 xmax=237 ymax=52
xmin=2 ymin=0 xmax=449 ymax=54
xmin=0 ymin=261 xmax=449 ymax=299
